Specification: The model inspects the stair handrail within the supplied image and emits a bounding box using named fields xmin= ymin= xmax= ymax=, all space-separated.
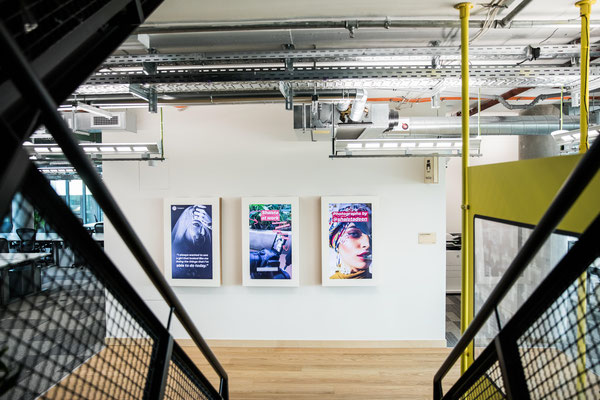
xmin=0 ymin=21 xmax=229 ymax=399
xmin=433 ymin=137 xmax=600 ymax=396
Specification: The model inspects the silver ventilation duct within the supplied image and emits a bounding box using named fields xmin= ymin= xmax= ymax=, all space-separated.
xmin=294 ymin=103 xmax=581 ymax=141
xmin=397 ymin=115 xmax=580 ymax=137
xmin=349 ymin=89 xmax=368 ymax=122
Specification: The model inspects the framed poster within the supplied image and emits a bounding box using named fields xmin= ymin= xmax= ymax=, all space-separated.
xmin=241 ymin=197 xmax=299 ymax=287
xmin=164 ymin=198 xmax=221 ymax=287
xmin=321 ymin=196 xmax=378 ymax=286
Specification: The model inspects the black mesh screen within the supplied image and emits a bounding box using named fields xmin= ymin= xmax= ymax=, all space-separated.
xmin=0 ymin=0 xmax=112 ymax=63
xmin=517 ymin=263 xmax=600 ymax=399
xmin=165 ymin=350 xmax=212 ymax=400
xmin=0 ymin=192 xmax=158 ymax=399
xmin=458 ymin=362 xmax=506 ymax=400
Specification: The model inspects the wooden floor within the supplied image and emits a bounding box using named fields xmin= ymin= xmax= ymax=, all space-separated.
xmin=45 ymin=345 xmax=460 ymax=399
xmin=187 ymin=346 xmax=460 ymax=400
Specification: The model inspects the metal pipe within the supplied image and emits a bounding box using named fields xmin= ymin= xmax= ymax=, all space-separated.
xmin=134 ymin=19 xmax=595 ymax=34
xmin=0 ymin=20 xmax=230 ymax=397
xmin=404 ymin=115 xmax=580 ymax=135
xmin=434 ymin=135 xmax=600 ymax=395
xmin=349 ymin=89 xmax=368 ymax=122
xmin=455 ymin=1 xmax=474 ymax=375
xmin=575 ymin=1 xmax=595 ymax=394
xmin=499 ymin=0 xmax=534 ymax=27
xmin=494 ymin=92 xmax=562 ymax=110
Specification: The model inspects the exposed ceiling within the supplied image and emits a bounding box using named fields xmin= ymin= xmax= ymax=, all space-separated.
xmin=71 ymin=0 xmax=600 ymax=115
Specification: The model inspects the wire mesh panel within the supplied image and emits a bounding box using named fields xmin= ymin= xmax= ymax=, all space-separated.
xmin=457 ymin=362 xmax=506 ymax=400
xmin=517 ymin=261 xmax=600 ymax=399
xmin=0 ymin=191 xmax=157 ymax=399
xmin=164 ymin=349 xmax=214 ymax=400
xmin=0 ymin=0 xmax=112 ymax=63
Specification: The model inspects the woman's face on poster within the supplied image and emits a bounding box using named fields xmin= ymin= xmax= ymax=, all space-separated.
xmin=338 ymin=223 xmax=371 ymax=270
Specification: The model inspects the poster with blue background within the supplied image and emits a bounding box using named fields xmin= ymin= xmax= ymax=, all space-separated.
xmin=170 ymin=204 xmax=213 ymax=279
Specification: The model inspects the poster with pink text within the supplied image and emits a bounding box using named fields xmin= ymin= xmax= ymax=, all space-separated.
xmin=321 ymin=197 xmax=378 ymax=286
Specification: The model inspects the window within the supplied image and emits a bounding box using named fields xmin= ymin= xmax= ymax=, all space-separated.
xmin=49 ymin=179 xmax=102 ymax=225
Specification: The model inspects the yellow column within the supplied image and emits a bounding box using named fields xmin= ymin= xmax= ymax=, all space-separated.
xmin=575 ymin=1 xmax=594 ymax=395
xmin=455 ymin=1 xmax=474 ymax=374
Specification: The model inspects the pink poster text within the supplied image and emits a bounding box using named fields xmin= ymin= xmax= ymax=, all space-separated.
xmin=331 ymin=211 xmax=369 ymax=223
xmin=261 ymin=210 xmax=280 ymax=221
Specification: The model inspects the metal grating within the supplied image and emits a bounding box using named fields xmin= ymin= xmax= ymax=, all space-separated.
xmin=517 ymin=263 xmax=600 ymax=399
xmin=0 ymin=0 xmax=111 ymax=63
xmin=458 ymin=361 xmax=506 ymax=400
xmin=164 ymin=350 xmax=212 ymax=400
xmin=102 ymin=44 xmax=599 ymax=65
xmin=0 ymin=192 xmax=157 ymax=399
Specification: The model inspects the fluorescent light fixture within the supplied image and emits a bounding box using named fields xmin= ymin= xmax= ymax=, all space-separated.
xmin=561 ymin=135 xmax=574 ymax=141
xmin=382 ymin=143 xmax=399 ymax=148
xmin=116 ymin=146 xmax=132 ymax=152
xmin=551 ymin=129 xmax=569 ymax=136
xmin=365 ymin=143 xmax=380 ymax=148
xmin=418 ymin=142 xmax=434 ymax=147
xmin=99 ymin=146 xmax=115 ymax=152
xmin=34 ymin=147 xmax=50 ymax=153
xmin=437 ymin=142 xmax=452 ymax=147
xmin=572 ymin=133 xmax=581 ymax=140
xmin=347 ymin=143 xmax=363 ymax=149
xmin=132 ymin=146 xmax=149 ymax=152
xmin=50 ymin=147 xmax=62 ymax=153
xmin=400 ymin=142 xmax=416 ymax=147
xmin=76 ymin=102 xmax=114 ymax=118
xmin=83 ymin=147 xmax=98 ymax=153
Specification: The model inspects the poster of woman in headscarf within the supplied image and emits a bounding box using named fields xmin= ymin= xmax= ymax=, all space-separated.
xmin=321 ymin=197 xmax=378 ymax=286
xmin=242 ymin=197 xmax=299 ymax=287
xmin=164 ymin=198 xmax=221 ymax=286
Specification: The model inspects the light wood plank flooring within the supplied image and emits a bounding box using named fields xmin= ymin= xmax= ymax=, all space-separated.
xmin=45 ymin=345 xmax=460 ymax=399
xmin=187 ymin=346 xmax=460 ymax=399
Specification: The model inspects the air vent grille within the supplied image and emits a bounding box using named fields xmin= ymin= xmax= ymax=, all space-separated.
xmin=93 ymin=116 xmax=120 ymax=126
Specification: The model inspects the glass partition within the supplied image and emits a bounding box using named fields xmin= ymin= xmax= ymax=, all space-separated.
xmin=473 ymin=216 xmax=578 ymax=348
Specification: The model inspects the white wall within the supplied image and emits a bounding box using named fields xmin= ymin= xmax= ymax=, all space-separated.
xmin=445 ymin=136 xmax=519 ymax=233
xmin=103 ymin=104 xmax=446 ymax=342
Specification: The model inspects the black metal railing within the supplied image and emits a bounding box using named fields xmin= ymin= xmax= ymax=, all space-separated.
xmin=434 ymin=138 xmax=600 ymax=399
xmin=0 ymin=1 xmax=228 ymax=399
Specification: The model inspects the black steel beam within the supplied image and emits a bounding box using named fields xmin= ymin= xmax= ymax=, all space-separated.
xmin=0 ymin=0 xmax=164 ymax=142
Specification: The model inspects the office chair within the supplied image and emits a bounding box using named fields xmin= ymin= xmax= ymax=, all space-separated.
xmin=0 ymin=238 xmax=8 ymax=253
xmin=16 ymin=228 xmax=36 ymax=252
xmin=94 ymin=222 xmax=104 ymax=233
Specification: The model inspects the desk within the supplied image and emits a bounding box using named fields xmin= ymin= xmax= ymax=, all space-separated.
xmin=0 ymin=253 xmax=49 ymax=305
xmin=0 ymin=232 xmax=104 ymax=242
xmin=0 ymin=233 xmax=104 ymax=266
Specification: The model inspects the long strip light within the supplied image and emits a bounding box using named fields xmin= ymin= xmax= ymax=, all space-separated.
xmin=335 ymin=138 xmax=482 ymax=156
xmin=23 ymin=142 xmax=161 ymax=159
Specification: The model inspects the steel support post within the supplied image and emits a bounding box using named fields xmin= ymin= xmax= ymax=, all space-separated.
xmin=455 ymin=1 xmax=474 ymax=374
xmin=575 ymin=1 xmax=595 ymax=395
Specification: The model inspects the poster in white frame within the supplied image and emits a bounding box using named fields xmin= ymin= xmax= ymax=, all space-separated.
xmin=321 ymin=196 xmax=378 ymax=286
xmin=241 ymin=197 xmax=299 ymax=287
xmin=163 ymin=197 xmax=221 ymax=287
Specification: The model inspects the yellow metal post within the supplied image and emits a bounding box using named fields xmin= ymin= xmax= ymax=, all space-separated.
xmin=455 ymin=1 xmax=474 ymax=374
xmin=578 ymin=0 xmax=595 ymax=154
xmin=576 ymin=0 xmax=594 ymax=395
